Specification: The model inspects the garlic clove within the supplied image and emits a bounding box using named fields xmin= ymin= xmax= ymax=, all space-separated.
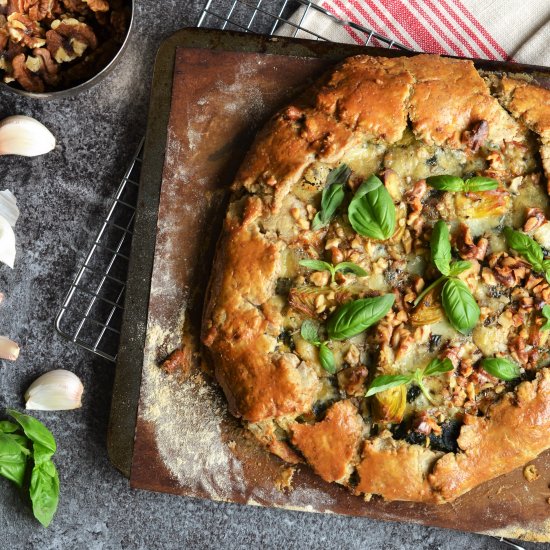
xmin=0 ymin=190 xmax=19 ymax=227
xmin=0 ymin=115 xmax=56 ymax=157
xmin=0 ymin=214 xmax=16 ymax=268
xmin=0 ymin=336 xmax=19 ymax=361
xmin=25 ymin=369 xmax=84 ymax=411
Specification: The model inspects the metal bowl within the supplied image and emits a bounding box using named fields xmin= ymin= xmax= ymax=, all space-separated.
xmin=0 ymin=0 xmax=134 ymax=99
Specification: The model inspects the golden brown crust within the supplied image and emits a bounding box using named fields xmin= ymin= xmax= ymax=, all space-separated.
xmin=429 ymin=368 xmax=550 ymax=502
xmin=356 ymin=431 xmax=442 ymax=502
xmin=291 ymin=400 xmax=363 ymax=483
xmin=202 ymin=53 xmax=550 ymax=503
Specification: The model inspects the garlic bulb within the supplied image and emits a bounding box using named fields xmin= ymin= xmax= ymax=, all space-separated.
xmin=0 ymin=115 xmax=56 ymax=157
xmin=25 ymin=369 xmax=84 ymax=411
xmin=0 ymin=336 xmax=19 ymax=361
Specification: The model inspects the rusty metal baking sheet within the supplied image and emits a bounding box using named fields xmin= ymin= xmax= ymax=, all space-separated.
xmin=113 ymin=28 xmax=550 ymax=543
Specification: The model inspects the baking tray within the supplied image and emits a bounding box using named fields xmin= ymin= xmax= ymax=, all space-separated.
xmin=108 ymin=27 xmax=550 ymax=542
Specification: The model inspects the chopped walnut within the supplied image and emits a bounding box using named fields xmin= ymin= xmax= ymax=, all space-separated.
xmin=455 ymin=223 xmax=488 ymax=261
xmin=523 ymin=207 xmax=546 ymax=232
xmin=309 ymin=270 xmax=330 ymax=287
xmin=7 ymin=13 xmax=45 ymax=48
xmin=83 ymin=0 xmax=108 ymax=11
xmin=337 ymin=365 xmax=368 ymax=396
xmin=343 ymin=343 xmax=360 ymax=366
xmin=46 ymin=18 xmax=97 ymax=63
xmin=11 ymin=52 xmax=43 ymax=91
xmin=461 ymin=120 xmax=489 ymax=152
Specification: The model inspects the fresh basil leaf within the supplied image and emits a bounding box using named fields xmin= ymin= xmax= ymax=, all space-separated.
xmin=299 ymin=259 xmax=333 ymax=273
xmin=326 ymin=163 xmax=351 ymax=187
xmin=503 ymin=227 xmax=544 ymax=271
xmin=541 ymin=304 xmax=550 ymax=331
xmin=463 ymin=177 xmax=499 ymax=192
xmin=425 ymin=175 xmax=464 ymax=192
xmin=300 ymin=320 xmax=320 ymax=344
xmin=311 ymin=169 xmax=348 ymax=230
xmin=334 ymin=261 xmax=367 ymax=277
xmin=0 ymin=433 xmax=29 ymax=488
xmin=423 ymin=357 xmax=454 ymax=377
xmin=447 ymin=260 xmax=472 ymax=277
xmin=0 ymin=421 xmax=19 ymax=434
xmin=327 ymin=294 xmax=395 ymax=341
xmin=365 ymin=374 xmax=412 ymax=397
xmin=430 ymin=221 xmax=451 ymax=276
xmin=348 ymin=175 xmax=396 ymax=240
xmin=481 ymin=357 xmax=521 ymax=381
xmin=318 ymin=343 xmax=336 ymax=374
xmin=30 ymin=461 xmax=59 ymax=528
xmin=441 ymin=278 xmax=480 ymax=334
xmin=7 ymin=410 xmax=56 ymax=459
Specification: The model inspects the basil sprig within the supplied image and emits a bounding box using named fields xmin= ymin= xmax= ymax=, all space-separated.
xmin=299 ymin=258 xmax=367 ymax=284
xmin=504 ymin=227 xmax=550 ymax=283
xmin=327 ymin=294 xmax=395 ymax=341
xmin=348 ymin=175 xmax=396 ymax=240
xmin=414 ymin=221 xmax=479 ymax=334
xmin=426 ymin=175 xmax=498 ymax=193
xmin=541 ymin=305 xmax=550 ymax=331
xmin=480 ymin=357 xmax=521 ymax=381
xmin=300 ymin=320 xmax=335 ymax=373
xmin=311 ymin=164 xmax=350 ymax=230
xmin=0 ymin=410 xmax=59 ymax=527
xmin=366 ymin=358 xmax=454 ymax=406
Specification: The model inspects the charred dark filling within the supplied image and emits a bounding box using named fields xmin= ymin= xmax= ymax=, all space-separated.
xmin=392 ymin=418 xmax=461 ymax=453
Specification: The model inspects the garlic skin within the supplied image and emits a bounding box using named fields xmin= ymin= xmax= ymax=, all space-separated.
xmin=0 ymin=215 xmax=16 ymax=268
xmin=0 ymin=190 xmax=19 ymax=227
xmin=0 ymin=115 xmax=56 ymax=157
xmin=0 ymin=336 xmax=19 ymax=361
xmin=25 ymin=369 xmax=84 ymax=411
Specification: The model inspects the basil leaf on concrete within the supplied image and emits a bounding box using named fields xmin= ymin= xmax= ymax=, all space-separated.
xmin=348 ymin=175 xmax=396 ymax=241
xmin=0 ymin=433 xmax=29 ymax=488
xmin=7 ymin=410 xmax=56 ymax=461
xmin=0 ymin=421 xmax=19 ymax=434
xmin=481 ymin=357 xmax=521 ymax=381
xmin=431 ymin=221 xmax=451 ymax=276
xmin=441 ymin=278 xmax=480 ymax=334
xmin=327 ymin=294 xmax=395 ymax=341
xmin=30 ymin=461 xmax=59 ymax=528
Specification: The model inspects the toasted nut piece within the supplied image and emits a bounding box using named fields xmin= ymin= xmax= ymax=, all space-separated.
xmin=523 ymin=207 xmax=546 ymax=232
xmin=310 ymin=270 xmax=330 ymax=287
xmin=83 ymin=0 xmax=109 ymax=11
xmin=46 ymin=18 xmax=97 ymax=63
xmin=383 ymin=169 xmax=402 ymax=201
xmin=461 ymin=120 xmax=489 ymax=152
xmin=455 ymin=223 xmax=489 ymax=261
xmin=7 ymin=13 xmax=46 ymax=49
xmin=12 ymin=53 xmax=44 ymax=92
xmin=523 ymin=464 xmax=539 ymax=482
xmin=337 ymin=365 xmax=368 ymax=396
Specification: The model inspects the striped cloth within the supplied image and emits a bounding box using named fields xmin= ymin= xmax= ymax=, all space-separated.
xmin=279 ymin=0 xmax=550 ymax=65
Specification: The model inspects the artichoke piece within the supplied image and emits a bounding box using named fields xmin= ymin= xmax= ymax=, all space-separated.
xmin=288 ymin=284 xmax=364 ymax=318
xmin=410 ymin=286 xmax=444 ymax=326
xmin=371 ymin=384 xmax=407 ymax=424
xmin=454 ymin=188 xmax=510 ymax=220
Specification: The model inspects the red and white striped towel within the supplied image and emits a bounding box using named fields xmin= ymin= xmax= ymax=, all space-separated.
xmin=280 ymin=0 xmax=550 ymax=65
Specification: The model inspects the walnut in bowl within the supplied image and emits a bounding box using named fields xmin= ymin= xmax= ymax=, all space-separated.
xmin=0 ymin=0 xmax=132 ymax=97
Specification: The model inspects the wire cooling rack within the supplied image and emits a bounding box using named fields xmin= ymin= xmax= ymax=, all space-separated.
xmin=54 ymin=1 xmax=406 ymax=362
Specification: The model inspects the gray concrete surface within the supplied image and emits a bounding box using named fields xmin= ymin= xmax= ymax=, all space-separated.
xmin=0 ymin=1 xmax=542 ymax=549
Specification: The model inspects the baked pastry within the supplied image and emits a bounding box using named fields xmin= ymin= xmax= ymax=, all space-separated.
xmin=202 ymin=54 xmax=550 ymax=503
